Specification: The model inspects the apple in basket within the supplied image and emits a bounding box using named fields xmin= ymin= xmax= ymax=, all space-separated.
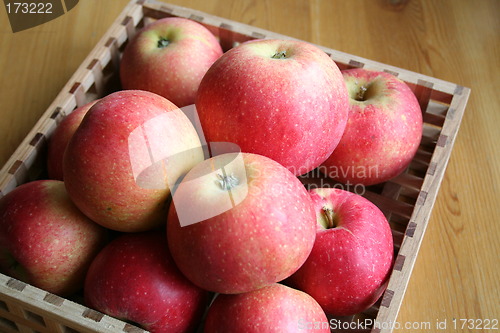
xmin=322 ymin=68 xmax=423 ymax=185
xmin=167 ymin=152 xmax=317 ymax=294
xmin=47 ymin=99 xmax=99 ymax=180
xmin=63 ymin=90 xmax=204 ymax=232
xmin=84 ymin=232 xmax=211 ymax=333
xmin=120 ymin=17 xmax=223 ymax=107
xmin=0 ymin=180 xmax=108 ymax=297
xmin=287 ymin=188 xmax=394 ymax=316
xmin=204 ymin=283 xmax=330 ymax=333
xmin=196 ymin=38 xmax=349 ymax=176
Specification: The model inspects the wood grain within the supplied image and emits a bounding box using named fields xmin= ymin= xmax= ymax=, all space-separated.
xmin=0 ymin=0 xmax=498 ymax=332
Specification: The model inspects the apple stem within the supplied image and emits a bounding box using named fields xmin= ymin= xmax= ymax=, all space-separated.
xmin=216 ymin=173 xmax=239 ymax=191
xmin=157 ymin=37 xmax=170 ymax=48
xmin=322 ymin=207 xmax=337 ymax=229
xmin=355 ymin=85 xmax=368 ymax=101
xmin=271 ymin=51 xmax=287 ymax=59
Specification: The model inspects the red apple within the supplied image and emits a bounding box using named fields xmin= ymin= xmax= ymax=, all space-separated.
xmin=196 ymin=39 xmax=348 ymax=176
xmin=120 ymin=17 xmax=223 ymax=107
xmin=204 ymin=283 xmax=330 ymax=333
xmin=0 ymin=180 xmax=108 ymax=296
xmin=47 ymin=99 xmax=98 ymax=180
xmin=84 ymin=232 xmax=210 ymax=333
xmin=322 ymin=68 xmax=423 ymax=185
xmin=167 ymin=152 xmax=317 ymax=294
xmin=64 ymin=90 xmax=204 ymax=232
xmin=287 ymin=188 xmax=394 ymax=316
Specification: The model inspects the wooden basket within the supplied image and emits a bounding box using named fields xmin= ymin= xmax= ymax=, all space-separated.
xmin=0 ymin=0 xmax=470 ymax=332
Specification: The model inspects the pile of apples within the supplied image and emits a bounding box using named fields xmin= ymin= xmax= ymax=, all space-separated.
xmin=0 ymin=16 xmax=423 ymax=333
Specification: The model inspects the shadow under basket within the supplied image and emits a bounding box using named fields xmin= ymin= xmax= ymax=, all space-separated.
xmin=0 ymin=0 xmax=470 ymax=332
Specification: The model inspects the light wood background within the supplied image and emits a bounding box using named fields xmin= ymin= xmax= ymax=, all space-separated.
xmin=0 ymin=0 xmax=498 ymax=332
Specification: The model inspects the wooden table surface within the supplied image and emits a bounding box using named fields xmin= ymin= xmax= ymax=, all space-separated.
xmin=0 ymin=0 xmax=498 ymax=332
